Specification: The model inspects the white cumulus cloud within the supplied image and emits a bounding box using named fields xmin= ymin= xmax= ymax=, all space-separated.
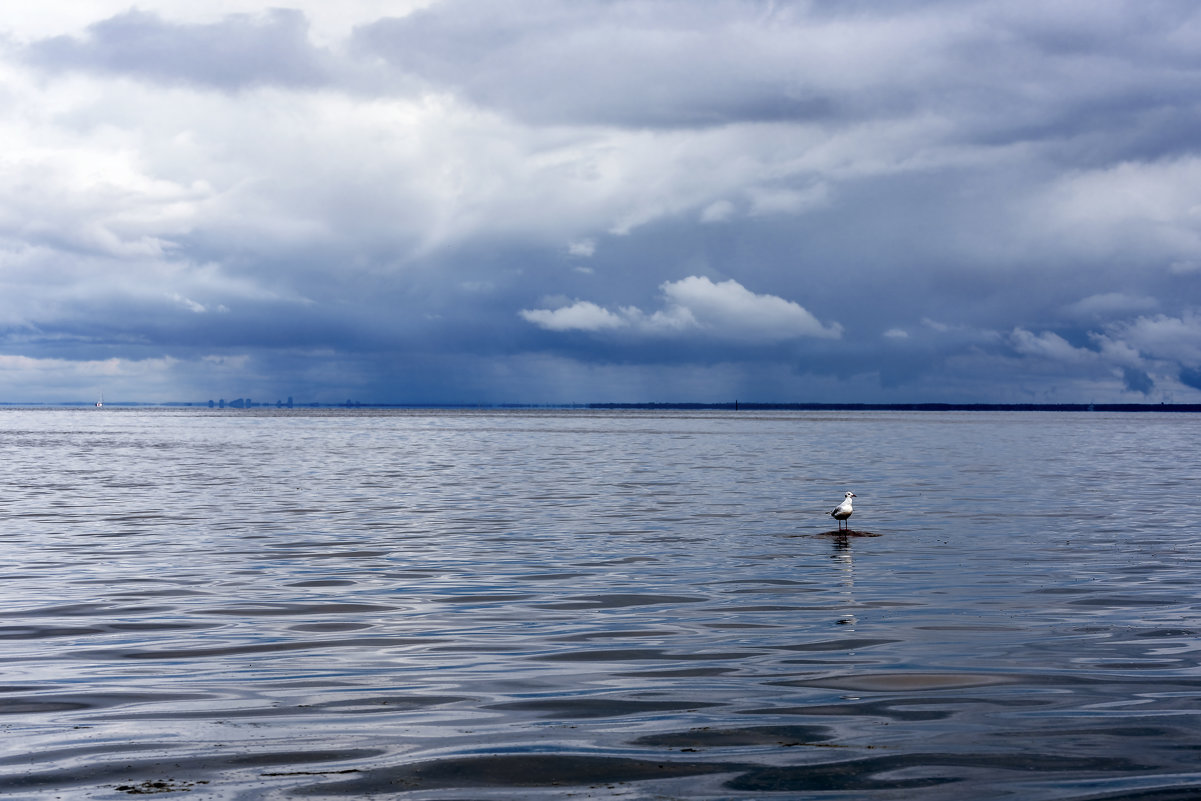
xmin=520 ymin=276 xmax=841 ymax=342
xmin=519 ymin=301 xmax=626 ymax=332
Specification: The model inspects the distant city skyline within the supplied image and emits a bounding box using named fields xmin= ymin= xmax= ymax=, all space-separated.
xmin=3 ymin=2 xmax=1201 ymax=405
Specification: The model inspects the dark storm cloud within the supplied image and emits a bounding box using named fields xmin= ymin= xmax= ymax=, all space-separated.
xmin=1122 ymin=366 xmax=1155 ymax=395
xmin=5 ymin=1 xmax=1201 ymax=403
xmin=352 ymin=0 xmax=845 ymax=127
xmin=1180 ymin=367 xmax=1201 ymax=392
xmin=26 ymin=9 xmax=332 ymax=90
xmin=349 ymin=0 xmax=1201 ymax=154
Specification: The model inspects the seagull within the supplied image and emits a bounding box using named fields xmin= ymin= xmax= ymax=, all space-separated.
xmin=830 ymin=491 xmax=856 ymax=531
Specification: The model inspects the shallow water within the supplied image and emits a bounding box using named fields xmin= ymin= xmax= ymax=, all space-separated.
xmin=1 ymin=408 xmax=1200 ymax=799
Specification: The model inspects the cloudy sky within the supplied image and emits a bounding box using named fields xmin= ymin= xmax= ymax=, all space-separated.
xmin=3 ymin=1 xmax=1201 ymax=404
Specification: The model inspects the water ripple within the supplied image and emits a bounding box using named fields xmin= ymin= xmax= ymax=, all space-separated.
xmin=2 ymin=408 xmax=1200 ymax=798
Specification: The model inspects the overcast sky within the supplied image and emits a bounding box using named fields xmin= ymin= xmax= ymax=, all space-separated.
xmin=3 ymin=1 xmax=1201 ymax=404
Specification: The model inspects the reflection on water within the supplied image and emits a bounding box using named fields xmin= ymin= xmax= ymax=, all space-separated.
xmin=830 ymin=533 xmax=857 ymax=627
xmin=1 ymin=408 xmax=1201 ymax=799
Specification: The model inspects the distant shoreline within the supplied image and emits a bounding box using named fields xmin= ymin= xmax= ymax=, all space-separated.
xmin=5 ymin=401 xmax=1201 ymax=412
xmin=587 ymin=402 xmax=1201 ymax=412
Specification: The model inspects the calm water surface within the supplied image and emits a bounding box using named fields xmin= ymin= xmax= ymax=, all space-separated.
xmin=1 ymin=408 xmax=1200 ymax=799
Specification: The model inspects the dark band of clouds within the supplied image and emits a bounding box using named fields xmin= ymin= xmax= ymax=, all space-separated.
xmin=26 ymin=8 xmax=333 ymax=90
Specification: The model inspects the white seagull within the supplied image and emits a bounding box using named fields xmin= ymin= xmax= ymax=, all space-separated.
xmin=830 ymin=491 xmax=856 ymax=531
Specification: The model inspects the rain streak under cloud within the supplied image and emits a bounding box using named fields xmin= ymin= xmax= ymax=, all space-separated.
xmin=3 ymin=0 xmax=1201 ymax=404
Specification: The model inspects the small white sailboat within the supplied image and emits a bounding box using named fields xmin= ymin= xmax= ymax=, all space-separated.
xmin=95 ymin=391 xmax=103 ymax=408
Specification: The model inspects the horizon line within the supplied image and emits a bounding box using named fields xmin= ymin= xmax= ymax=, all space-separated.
xmin=4 ymin=400 xmax=1201 ymax=413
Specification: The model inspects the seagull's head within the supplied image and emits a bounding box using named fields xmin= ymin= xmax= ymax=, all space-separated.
xmin=844 ymin=492 xmax=856 ymax=499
